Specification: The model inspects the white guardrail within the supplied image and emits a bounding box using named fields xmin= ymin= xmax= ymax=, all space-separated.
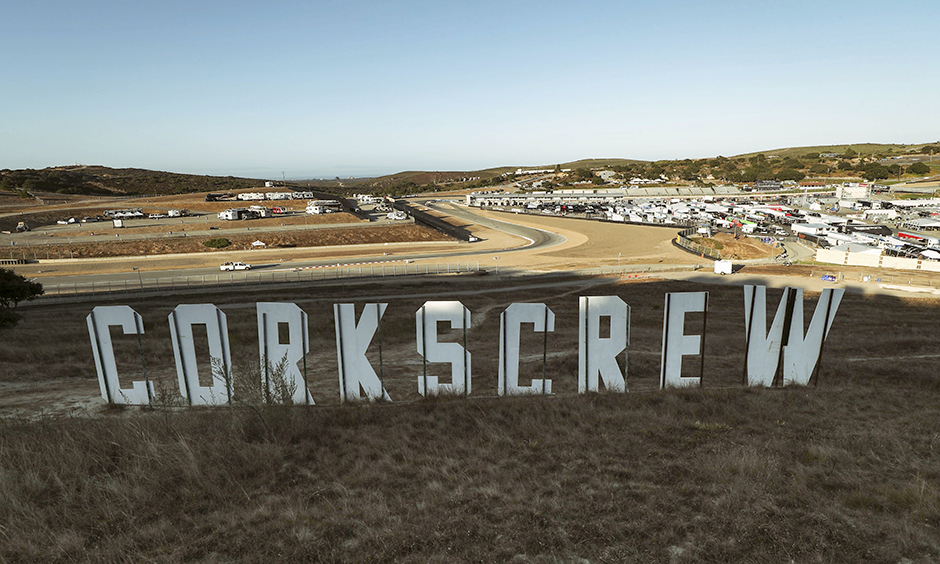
xmin=38 ymin=261 xmax=483 ymax=298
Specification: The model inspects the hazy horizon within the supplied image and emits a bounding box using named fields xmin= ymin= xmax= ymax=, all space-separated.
xmin=4 ymin=1 xmax=938 ymax=179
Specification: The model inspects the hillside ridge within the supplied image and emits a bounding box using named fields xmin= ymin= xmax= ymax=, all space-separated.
xmin=2 ymin=141 xmax=938 ymax=197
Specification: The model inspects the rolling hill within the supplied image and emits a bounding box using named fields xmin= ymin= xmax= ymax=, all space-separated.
xmin=3 ymin=141 xmax=937 ymax=199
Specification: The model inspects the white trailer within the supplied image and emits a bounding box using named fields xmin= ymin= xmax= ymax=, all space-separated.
xmin=714 ymin=260 xmax=733 ymax=275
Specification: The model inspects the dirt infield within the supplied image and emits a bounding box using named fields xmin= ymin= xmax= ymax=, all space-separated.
xmin=689 ymin=232 xmax=780 ymax=260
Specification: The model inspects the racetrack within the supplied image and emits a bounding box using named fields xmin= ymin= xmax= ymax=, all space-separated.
xmin=10 ymin=204 xmax=701 ymax=288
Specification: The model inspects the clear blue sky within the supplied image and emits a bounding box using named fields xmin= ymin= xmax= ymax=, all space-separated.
xmin=2 ymin=0 xmax=938 ymax=179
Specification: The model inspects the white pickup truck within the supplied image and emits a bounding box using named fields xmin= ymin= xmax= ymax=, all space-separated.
xmin=220 ymin=262 xmax=252 ymax=271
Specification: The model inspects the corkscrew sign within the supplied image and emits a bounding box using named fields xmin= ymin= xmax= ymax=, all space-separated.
xmin=86 ymin=286 xmax=843 ymax=406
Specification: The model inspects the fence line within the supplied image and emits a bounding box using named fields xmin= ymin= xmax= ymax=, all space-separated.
xmin=673 ymin=228 xmax=723 ymax=260
xmin=35 ymin=261 xmax=723 ymax=299
xmin=37 ymin=262 xmax=485 ymax=298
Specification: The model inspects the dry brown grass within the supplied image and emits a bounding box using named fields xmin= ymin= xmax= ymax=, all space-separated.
xmin=2 ymin=277 xmax=940 ymax=562
xmin=8 ymin=224 xmax=449 ymax=260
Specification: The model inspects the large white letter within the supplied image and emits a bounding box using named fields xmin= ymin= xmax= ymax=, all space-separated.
xmin=660 ymin=292 xmax=708 ymax=388
xmin=743 ymin=286 xmax=791 ymax=387
xmin=169 ymin=304 xmax=232 ymax=406
xmin=416 ymin=301 xmax=471 ymax=396
xmin=578 ymin=296 xmax=630 ymax=393
xmin=86 ymin=306 xmax=153 ymax=405
xmin=498 ymin=303 xmax=554 ymax=395
xmin=257 ymin=302 xmax=313 ymax=404
xmin=334 ymin=303 xmax=390 ymax=402
xmin=781 ymin=288 xmax=844 ymax=386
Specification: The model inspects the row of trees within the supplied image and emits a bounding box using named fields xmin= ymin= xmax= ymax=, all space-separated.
xmin=857 ymin=161 xmax=932 ymax=181
xmin=548 ymin=153 xmax=935 ymax=186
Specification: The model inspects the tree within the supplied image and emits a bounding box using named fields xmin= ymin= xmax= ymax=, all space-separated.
xmin=0 ymin=268 xmax=43 ymax=328
xmin=740 ymin=166 xmax=774 ymax=182
xmin=776 ymin=168 xmax=805 ymax=182
xmin=679 ymin=167 xmax=699 ymax=181
xmin=572 ymin=168 xmax=594 ymax=181
xmin=862 ymin=163 xmax=889 ymax=181
xmin=0 ymin=176 xmax=17 ymax=192
xmin=844 ymin=147 xmax=858 ymax=158
xmin=908 ymin=162 xmax=931 ymax=175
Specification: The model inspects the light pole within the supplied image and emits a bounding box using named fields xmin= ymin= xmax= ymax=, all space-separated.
xmin=618 ymin=252 xmax=621 ymax=267
xmin=493 ymin=256 xmax=499 ymax=274
xmin=133 ymin=267 xmax=143 ymax=290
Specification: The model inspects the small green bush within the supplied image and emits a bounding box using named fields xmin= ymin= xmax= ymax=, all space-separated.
xmin=203 ymin=238 xmax=232 ymax=249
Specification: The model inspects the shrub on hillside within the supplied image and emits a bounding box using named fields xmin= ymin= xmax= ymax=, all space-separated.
xmin=203 ymin=238 xmax=232 ymax=249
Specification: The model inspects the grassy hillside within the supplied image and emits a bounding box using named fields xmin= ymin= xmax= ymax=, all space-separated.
xmin=0 ymin=166 xmax=262 ymax=197
xmin=353 ymin=161 xmax=649 ymax=195
xmin=735 ymin=142 xmax=940 ymax=160
xmin=4 ymin=385 xmax=938 ymax=563
xmin=2 ymin=276 xmax=940 ymax=561
xmin=561 ymin=157 xmax=649 ymax=169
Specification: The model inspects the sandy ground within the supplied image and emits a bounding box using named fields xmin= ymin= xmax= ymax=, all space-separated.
xmin=457 ymin=207 xmax=704 ymax=270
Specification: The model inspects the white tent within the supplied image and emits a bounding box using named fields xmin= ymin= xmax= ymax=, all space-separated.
xmin=921 ymin=249 xmax=940 ymax=260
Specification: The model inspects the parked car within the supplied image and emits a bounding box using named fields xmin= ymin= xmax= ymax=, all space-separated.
xmin=220 ymin=262 xmax=252 ymax=271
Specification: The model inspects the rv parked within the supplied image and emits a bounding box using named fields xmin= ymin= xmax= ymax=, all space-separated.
xmin=306 ymin=200 xmax=341 ymax=214
xmin=248 ymin=205 xmax=272 ymax=218
xmin=218 ymin=208 xmax=260 ymax=220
